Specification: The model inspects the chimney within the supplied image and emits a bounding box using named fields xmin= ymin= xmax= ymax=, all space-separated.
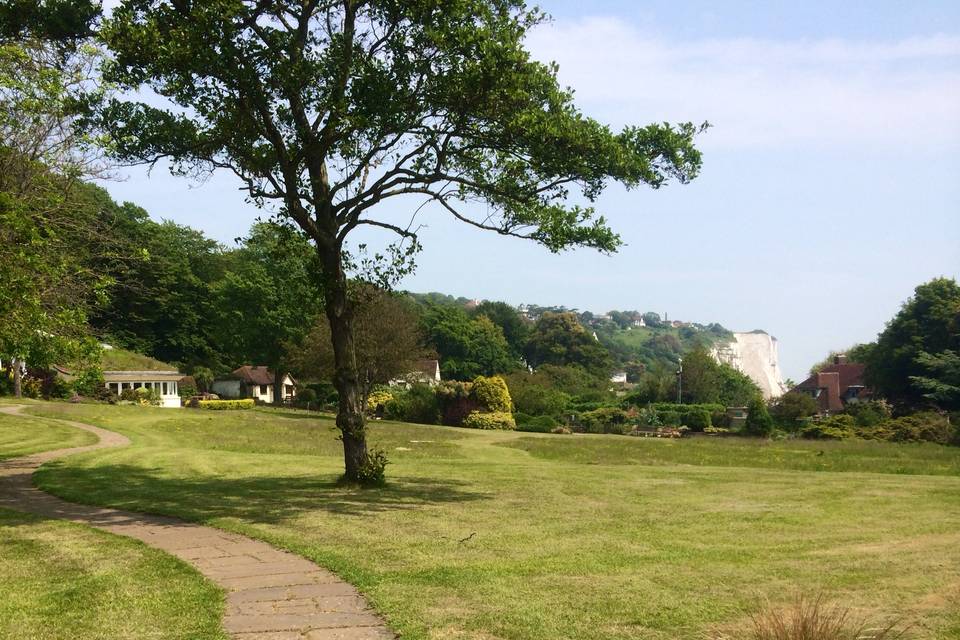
xmin=834 ymin=354 xmax=847 ymax=365
xmin=817 ymin=371 xmax=843 ymax=412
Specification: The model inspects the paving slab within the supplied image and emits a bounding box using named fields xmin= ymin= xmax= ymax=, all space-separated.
xmin=0 ymin=405 xmax=396 ymax=640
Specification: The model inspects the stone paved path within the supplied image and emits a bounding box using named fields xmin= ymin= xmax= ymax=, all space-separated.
xmin=0 ymin=405 xmax=395 ymax=640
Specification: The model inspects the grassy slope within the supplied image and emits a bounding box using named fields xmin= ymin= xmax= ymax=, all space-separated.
xmin=0 ymin=405 xmax=224 ymax=639
xmin=0 ymin=508 xmax=226 ymax=640
xmin=27 ymin=402 xmax=960 ymax=640
xmin=100 ymin=348 xmax=176 ymax=371
xmin=0 ymin=412 xmax=96 ymax=460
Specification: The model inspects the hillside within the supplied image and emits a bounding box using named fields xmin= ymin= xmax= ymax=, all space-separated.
xmin=100 ymin=347 xmax=177 ymax=372
xmin=409 ymin=292 xmax=783 ymax=394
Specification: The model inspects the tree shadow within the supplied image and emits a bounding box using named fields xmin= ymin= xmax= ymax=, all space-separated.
xmin=37 ymin=463 xmax=490 ymax=526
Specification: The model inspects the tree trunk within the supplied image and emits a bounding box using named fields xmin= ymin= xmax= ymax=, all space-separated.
xmin=319 ymin=248 xmax=368 ymax=481
xmin=12 ymin=358 xmax=22 ymax=399
xmin=272 ymin=359 xmax=285 ymax=406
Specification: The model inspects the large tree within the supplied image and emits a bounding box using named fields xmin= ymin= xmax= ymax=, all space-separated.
xmin=421 ymin=304 xmax=516 ymax=380
xmin=866 ymin=278 xmax=960 ymax=408
xmin=95 ymin=1 xmax=704 ymax=481
xmin=214 ymin=222 xmax=322 ymax=400
xmin=524 ymin=312 xmax=612 ymax=377
xmin=0 ymin=2 xmax=110 ymax=397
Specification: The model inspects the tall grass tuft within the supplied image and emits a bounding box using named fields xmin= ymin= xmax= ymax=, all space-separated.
xmin=748 ymin=594 xmax=908 ymax=640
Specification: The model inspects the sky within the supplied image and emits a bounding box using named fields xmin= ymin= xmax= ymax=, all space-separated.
xmin=95 ymin=1 xmax=960 ymax=382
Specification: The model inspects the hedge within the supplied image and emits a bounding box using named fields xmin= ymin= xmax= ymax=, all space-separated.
xmin=462 ymin=411 xmax=516 ymax=430
xmin=197 ymin=399 xmax=255 ymax=410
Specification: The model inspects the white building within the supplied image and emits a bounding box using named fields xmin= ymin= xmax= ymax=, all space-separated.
xmin=211 ymin=366 xmax=297 ymax=404
xmin=103 ymin=370 xmax=183 ymax=408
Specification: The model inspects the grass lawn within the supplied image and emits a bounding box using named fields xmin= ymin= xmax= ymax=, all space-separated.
xmin=25 ymin=402 xmax=960 ymax=640
xmin=0 ymin=508 xmax=226 ymax=640
xmin=0 ymin=411 xmax=97 ymax=460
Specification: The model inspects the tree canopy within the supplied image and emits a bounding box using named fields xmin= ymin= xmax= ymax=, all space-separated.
xmin=865 ymin=278 xmax=960 ymax=409
xmin=525 ymin=312 xmax=612 ymax=377
xmin=90 ymin=0 xmax=705 ymax=481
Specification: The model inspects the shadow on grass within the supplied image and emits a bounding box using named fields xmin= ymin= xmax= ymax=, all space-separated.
xmin=36 ymin=463 xmax=490 ymax=525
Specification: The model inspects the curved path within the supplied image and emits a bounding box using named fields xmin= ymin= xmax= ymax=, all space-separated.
xmin=0 ymin=405 xmax=394 ymax=640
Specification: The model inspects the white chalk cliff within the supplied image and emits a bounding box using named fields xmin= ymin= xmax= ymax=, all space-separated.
xmin=712 ymin=331 xmax=787 ymax=400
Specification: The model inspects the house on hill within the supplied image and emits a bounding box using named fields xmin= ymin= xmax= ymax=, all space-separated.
xmin=792 ymin=355 xmax=870 ymax=413
xmin=211 ymin=366 xmax=296 ymax=404
xmin=390 ymin=359 xmax=441 ymax=387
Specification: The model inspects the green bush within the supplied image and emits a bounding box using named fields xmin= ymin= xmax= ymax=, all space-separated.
xmin=72 ymin=366 xmax=105 ymax=398
xmin=118 ymin=387 xmax=161 ymax=406
xmin=197 ymin=399 xmax=255 ymax=410
xmin=681 ymin=408 xmax=711 ymax=431
xmin=297 ymin=388 xmax=317 ymax=404
xmin=517 ymin=415 xmax=558 ymax=433
xmin=46 ymin=376 xmax=73 ymax=400
xmin=356 ymin=448 xmax=389 ymax=486
xmin=580 ymin=407 xmax=630 ymax=434
xmin=513 ymin=412 xmax=533 ymax=425
xmin=507 ymin=381 xmax=570 ymax=417
xmin=384 ymin=384 xmax=441 ymax=425
xmin=801 ymin=415 xmax=856 ymax=440
xmin=875 ymin=413 xmax=954 ymax=444
xmin=462 ymin=411 xmax=516 ymax=430
xmin=744 ymin=397 xmax=775 ymax=436
xmin=659 ymin=410 xmax=681 ymax=426
xmin=471 ymin=375 xmax=513 ymax=413
xmin=366 ymin=388 xmax=394 ymax=413
xmin=843 ymin=400 xmax=892 ymax=427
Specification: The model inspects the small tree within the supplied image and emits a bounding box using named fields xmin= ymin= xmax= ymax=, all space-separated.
xmin=290 ymin=284 xmax=425 ymax=401
xmin=744 ymin=396 xmax=774 ymax=437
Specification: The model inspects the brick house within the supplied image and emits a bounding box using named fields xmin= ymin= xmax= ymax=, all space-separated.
xmin=792 ymin=355 xmax=870 ymax=413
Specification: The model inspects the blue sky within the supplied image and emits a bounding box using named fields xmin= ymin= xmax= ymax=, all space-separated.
xmin=96 ymin=1 xmax=960 ymax=381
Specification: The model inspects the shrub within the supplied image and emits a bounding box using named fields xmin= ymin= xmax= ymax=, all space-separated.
xmin=551 ymin=426 xmax=572 ymax=434
xmin=45 ymin=376 xmax=73 ymax=400
xmin=356 ymin=448 xmax=389 ymax=486
xmin=72 ymin=366 xmax=105 ymax=398
xmin=119 ymin=387 xmax=161 ymax=406
xmin=843 ymin=399 xmax=892 ymax=427
xmin=659 ymin=410 xmax=681 ymax=426
xmin=436 ymin=380 xmax=479 ymax=426
xmin=770 ymin=391 xmax=819 ymax=429
xmin=471 ymin=375 xmax=513 ymax=412
xmin=749 ymin=593 xmax=906 ymax=640
xmin=513 ymin=412 xmax=533 ymax=425
xmin=801 ymin=415 xmax=856 ymax=440
xmin=384 ymin=384 xmax=441 ymax=425
xmin=517 ymin=415 xmax=558 ymax=433
xmin=681 ymin=407 xmax=712 ymax=431
xmin=877 ymin=412 xmax=953 ymax=444
xmin=508 ymin=381 xmax=570 ymax=417
xmin=366 ymin=388 xmax=394 ymax=413
xmin=704 ymin=426 xmax=730 ymax=434
xmin=297 ymin=388 xmax=317 ymax=405
xmin=580 ymin=407 xmax=631 ymax=434
xmin=744 ymin=397 xmax=775 ymax=436
xmin=637 ymin=406 xmax=661 ymax=427
xmin=197 ymin=399 xmax=255 ymax=410
xmin=178 ymin=382 xmax=198 ymax=399
xmin=462 ymin=411 xmax=516 ymax=430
